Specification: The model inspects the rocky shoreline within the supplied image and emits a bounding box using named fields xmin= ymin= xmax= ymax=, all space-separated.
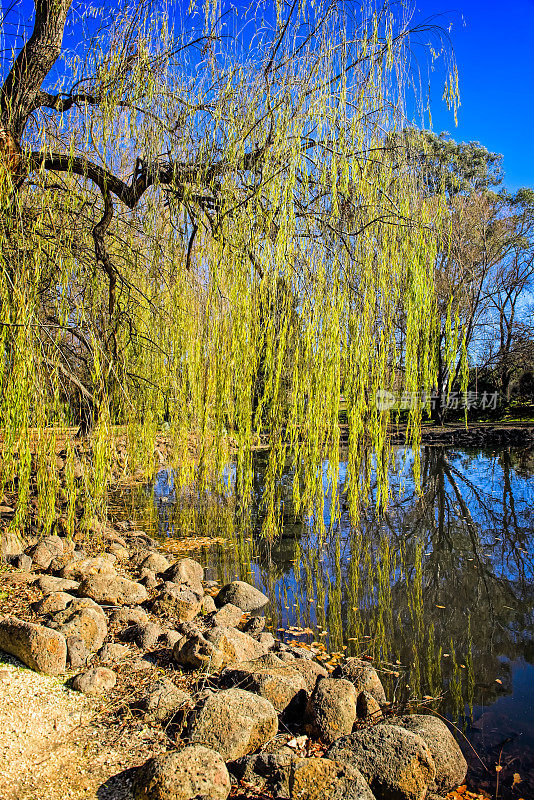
xmin=1 ymin=526 xmax=470 ymax=800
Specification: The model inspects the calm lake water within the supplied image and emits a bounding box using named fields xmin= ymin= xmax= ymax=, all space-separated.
xmin=115 ymin=445 xmax=534 ymax=798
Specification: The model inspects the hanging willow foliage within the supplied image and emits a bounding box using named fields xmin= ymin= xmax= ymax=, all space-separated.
xmin=0 ymin=0 xmax=459 ymax=536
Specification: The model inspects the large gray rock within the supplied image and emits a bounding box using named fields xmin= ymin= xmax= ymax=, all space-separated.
xmin=34 ymin=591 xmax=74 ymax=615
xmin=326 ymin=724 xmax=436 ymax=800
xmin=28 ymin=535 xmax=64 ymax=570
xmin=290 ymin=659 xmax=328 ymax=691
xmin=221 ymin=653 xmax=307 ymax=714
xmin=99 ymin=642 xmax=130 ymax=664
xmin=356 ymin=691 xmax=382 ymax=721
xmin=188 ymin=688 xmax=278 ymax=761
xmin=140 ymin=552 xmax=172 ymax=575
xmin=200 ymin=595 xmax=217 ymax=615
xmin=72 ymin=666 xmax=116 ymax=696
xmin=0 ymin=615 xmax=67 ymax=675
xmin=163 ymin=558 xmax=204 ymax=596
xmin=173 ymin=633 xmax=225 ymax=672
xmin=305 ymin=678 xmax=357 ymax=744
xmin=79 ymin=575 xmax=147 ymax=605
xmin=66 ymin=635 xmax=89 ymax=669
xmin=215 ymin=580 xmax=268 ymax=612
xmin=242 ymin=616 xmax=266 ymax=636
xmin=37 ymin=574 xmax=80 ymax=595
xmin=49 ymin=598 xmax=107 ymax=652
xmin=60 ymin=556 xmax=117 ymax=581
xmin=393 ymin=715 xmax=467 ymax=792
xmin=134 ymin=745 xmax=231 ymax=800
xmin=209 ymin=603 xmax=244 ymax=628
xmin=205 ymin=625 xmax=268 ymax=666
xmin=289 ymin=757 xmax=377 ymax=800
xmin=152 ymin=584 xmax=201 ymax=621
xmin=110 ymin=606 xmax=149 ymax=627
xmin=231 ymin=751 xmax=375 ymax=800
xmin=332 ymin=658 xmax=386 ymax=705
xmin=139 ymin=678 xmax=191 ymax=724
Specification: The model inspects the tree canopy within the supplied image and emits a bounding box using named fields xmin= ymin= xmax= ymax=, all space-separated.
xmin=0 ymin=0 xmax=460 ymax=535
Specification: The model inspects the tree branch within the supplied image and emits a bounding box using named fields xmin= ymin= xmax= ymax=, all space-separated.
xmin=27 ymin=138 xmax=273 ymax=209
xmin=0 ymin=0 xmax=74 ymax=137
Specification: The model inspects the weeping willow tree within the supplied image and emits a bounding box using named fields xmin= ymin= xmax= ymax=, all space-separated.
xmin=0 ymin=0 xmax=459 ymax=537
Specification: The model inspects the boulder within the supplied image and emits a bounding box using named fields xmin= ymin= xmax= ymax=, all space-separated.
xmin=215 ymin=580 xmax=268 ymax=612
xmin=230 ymin=750 xmax=375 ymax=800
xmin=152 ymin=584 xmax=201 ymax=621
xmin=393 ymin=715 xmax=467 ymax=792
xmin=326 ymin=724 xmax=436 ymax=800
xmin=66 ymin=635 xmax=88 ymax=669
xmin=332 ymin=659 xmax=386 ymax=705
xmin=28 ymin=535 xmax=64 ymax=570
xmin=107 ymin=542 xmax=130 ymax=561
xmin=162 ymin=630 xmax=183 ymax=649
xmin=0 ymin=615 xmax=67 ymax=675
xmin=110 ymin=606 xmax=149 ymax=627
xmin=188 ymin=688 xmax=278 ymax=761
xmin=139 ymin=568 xmax=160 ymax=592
xmin=242 ymin=616 xmax=266 ymax=636
xmin=200 ymin=595 xmax=217 ymax=615
xmin=99 ymin=642 xmax=130 ymax=664
xmin=221 ymin=653 xmax=307 ymax=714
xmin=290 ymin=659 xmax=328 ymax=691
xmin=140 ymin=552 xmax=171 ymax=575
xmin=139 ymin=678 xmax=191 ymax=723
xmin=60 ymin=556 xmax=117 ymax=581
xmin=133 ymin=745 xmax=231 ymax=800
xmin=10 ymin=553 xmax=32 ymax=571
xmin=37 ymin=574 xmax=79 ymax=595
xmin=34 ymin=591 xmax=75 ymax=615
xmin=121 ymin=621 xmax=162 ymax=650
xmin=163 ymin=558 xmax=204 ymax=596
xmin=73 ymin=666 xmax=116 ymax=696
xmin=230 ymin=750 xmax=297 ymax=795
xmin=289 ymin=757 xmax=377 ymax=800
xmin=79 ymin=575 xmax=148 ymax=606
xmin=257 ymin=632 xmax=276 ymax=650
xmin=210 ymin=603 xmax=244 ymax=628
xmin=173 ymin=634 xmax=225 ymax=672
xmin=49 ymin=599 xmax=107 ymax=652
xmin=205 ymin=626 xmax=269 ymax=667
xmin=356 ymin=691 xmax=382 ymax=722
xmin=305 ymin=678 xmax=357 ymax=744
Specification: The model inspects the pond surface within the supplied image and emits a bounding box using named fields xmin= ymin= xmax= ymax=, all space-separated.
xmin=115 ymin=445 xmax=534 ymax=798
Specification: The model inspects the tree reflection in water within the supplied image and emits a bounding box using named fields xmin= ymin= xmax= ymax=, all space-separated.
xmin=115 ymin=445 xmax=534 ymax=798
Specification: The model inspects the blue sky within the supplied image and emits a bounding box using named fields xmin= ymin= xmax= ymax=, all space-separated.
xmin=412 ymin=0 xmax=534 ymax=192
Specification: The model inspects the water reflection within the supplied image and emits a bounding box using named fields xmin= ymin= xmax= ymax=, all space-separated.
xmin=113 ymin=445 xmax=534 ymax=797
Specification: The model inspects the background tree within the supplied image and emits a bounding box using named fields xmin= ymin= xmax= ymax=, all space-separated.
xmin=394 ymin=131 xmax=534 ymax=422
xmin=477 ymin=189 xmax=534 ymax=406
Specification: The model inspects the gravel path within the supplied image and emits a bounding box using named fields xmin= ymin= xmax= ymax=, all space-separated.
xmin=0 ymin=652 xmax=136 ymax=800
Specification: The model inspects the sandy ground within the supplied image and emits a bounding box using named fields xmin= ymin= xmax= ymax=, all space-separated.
xmin=0 ymin=648 xmax=175 ymax=800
